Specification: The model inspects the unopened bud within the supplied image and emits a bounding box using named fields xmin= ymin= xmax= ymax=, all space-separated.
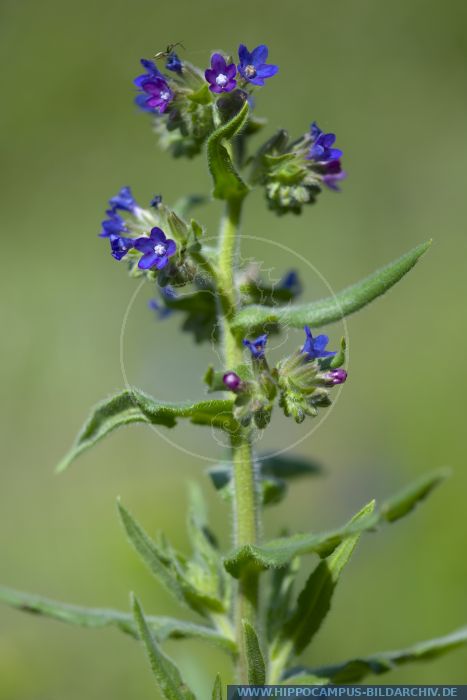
xmin=223 ymin=372 xmax=243 ymax=393
xmin=326 ymin=369 xmax=347 ymax=385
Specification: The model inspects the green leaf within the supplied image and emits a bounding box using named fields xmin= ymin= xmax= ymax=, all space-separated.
xmin=57 ymin=389 xmax=235 ymax=472
xmin=306 ymin=627 xmax=467 ymax=683
xmin=185 ymin=484 xmax=231 ymax=611
xmin=132 ymin=594 xmax=197 ymax=700
xmin=266 ymin=556 xmax=300 ymax=642
xmin=381 ymin=467 xmax=451 ymax=523
xmin=276 ymin=501 xmax=375 ymax=658
xmin=281 ymin=674 xmax=329 ymax=685
xmin=165 ymin=289 xmax=219 ymax=344
xmin=118 ymin=502 xmax=225 ymax=616
xmin=259 ymin=454 xmax=323 ymax=480
xmin=207 ymin=101 xmax=250 ymax=200
xmin=0 ymin=586 xmax=235 ymax=653
xmin=224 ymin=468 xmax=447 ymax=577
xmin=231 ymin=241 xmax=431 ymax=333
xmin=212 ymin=675 xmax=223 ymax=700
xmin=242 ymin=620 xmax=266 ymax=685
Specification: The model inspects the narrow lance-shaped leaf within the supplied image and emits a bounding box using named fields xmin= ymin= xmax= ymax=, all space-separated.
xmin=132 ymin=593 xmax=197 ymax=700
xmin=118 ymin=501 xmax=225 ymax=616
xmin=381 ymin=467 xmax=451 ymax=522
xmin=212 ymin=675 xmax=223 ymax=700
xmin=207 ymin=101 xmax=250 ymax=200
xmin=0 ymin=586 xmax=236 ymax=653
xmin=299 ymin=627 xmax=467 ymax=684
xmin=224 ymin=468 xmax=449 ymax=577
xmin=242 ymin=620 xmax=266 ymax=685
xmin=273 ymin=501 xmax=375 ymax=667
xmin=57 ymin=389 xmax=235 ymax=472
xmin=230 ymin=241 xmax=431 ymax=333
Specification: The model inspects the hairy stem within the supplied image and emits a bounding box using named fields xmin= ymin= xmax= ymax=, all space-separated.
xmin=217 ymin=196 xmax=261 ymax=684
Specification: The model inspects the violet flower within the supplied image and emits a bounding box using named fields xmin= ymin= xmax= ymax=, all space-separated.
xmin=237 ymin=44 xmax=278 ymax=86
xmin=134 ymin=227 xmax=176 ymax=270
xmin=301 ymin=326 xmax=336 ymax=360
xmin=136 ymin=77 xmax=174 ymax=114
xmin=243 ymin=334 xmax=268 ymax=359
xmin=205 ymin=54 xmax=237 ymax=94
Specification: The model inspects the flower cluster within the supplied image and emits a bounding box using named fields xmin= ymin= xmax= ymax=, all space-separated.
xmin=252 ymin=121 xmax=346 ymax=215
xmin=222 ymin=328 xmax=347 ymax=427
xmin=133 ymin=44 xmax=278 ymax=158
xmin=276 ymin=327 xmax=347 ymax=422
xmin=99 ymin=186 xmax=178 ymax=277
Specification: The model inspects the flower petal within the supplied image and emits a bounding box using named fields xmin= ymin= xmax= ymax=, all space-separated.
xmin=238 ymin=44 xmax=251 ymax=65
xmin=211 ymin=53 xmax=227 ymax=73
xmin=138 ymin=252 xmax=158 ymax=269
xmin=150 ymin=227 xmax=166 ymax=244
xmin=205 ymin=68 xmax=217 ymax=83
xmin=256 ymin=63 xmax=279 ymax=78
xmin=165 ymin=239 xmax=177 ymax=256
xmin=251 ymin=44 xmax=269 ymax=65
xmin=156 ymin=255 xmax=169 ymax=269
xmin=226 ymin=63 xmax=237 ymax=79
xmin=134 ymin=236 xmax=154 ymax=253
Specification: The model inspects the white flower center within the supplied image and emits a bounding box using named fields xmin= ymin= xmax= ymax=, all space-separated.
xmin=160 ymin=91 xmax=170 ymax=101
xmin=216 ymin=73 xmax=228 ymax=87
xmin=244 ymin=64 xmax=256 ymax=78
xmin=153 ymin=244 xmax=166 ymax=256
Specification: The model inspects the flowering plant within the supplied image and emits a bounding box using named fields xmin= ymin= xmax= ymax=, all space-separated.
xmin=1 ymin=43 xmax=466 ymax=698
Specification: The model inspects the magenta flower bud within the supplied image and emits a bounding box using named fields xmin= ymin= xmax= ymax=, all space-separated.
xmin=327 ymin=369 xmax=348 ymax=385
xmin=223 ymin=372 xmax=243 ymax=392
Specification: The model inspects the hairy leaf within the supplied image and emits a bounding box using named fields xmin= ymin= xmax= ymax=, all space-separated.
xmin=242 ymin=620 xmax=266 ymax=685
xmin=224 ymin=468 xmax=447 ymax=577
xmin=275 ymin=501 xmax=375 ymax=659
xmin=231 ymin=241 xmax=431 ymax=333
xmin=212 ymin=674 xmax=223 ymax=700
xmin=0 ymin=586 xmax=235 ymax=652
xmin=132 ymin=594 xmax=197 ymax=700
xmin=302 ymin=627 xmax=467 ymax=683
xmin=57 ymin=389 xmax=235 ymax=472
xmin=207 ymin=101 xmax=250 ymax=200
xmin=381 ymin=468 xmax=451 ymax=523
xmin=118 ymin=502 xmax=225 ymax=616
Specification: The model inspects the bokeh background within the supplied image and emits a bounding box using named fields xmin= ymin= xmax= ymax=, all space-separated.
xmin=1 ymin=0 xmax=467 ymax=697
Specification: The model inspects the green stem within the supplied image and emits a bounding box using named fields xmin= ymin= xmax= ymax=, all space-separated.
xmin=217 ymin=196 xmax=261 ymax=684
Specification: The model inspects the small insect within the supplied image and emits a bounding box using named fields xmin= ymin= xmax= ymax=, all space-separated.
xmin=153 ymin=42 xmax=185 ymax=60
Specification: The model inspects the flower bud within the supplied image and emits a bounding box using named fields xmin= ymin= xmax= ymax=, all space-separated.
xmin=223 ymin=372 xmax=243 ymax=393
xmin=325 ymin=369 xmax=347 ymax=385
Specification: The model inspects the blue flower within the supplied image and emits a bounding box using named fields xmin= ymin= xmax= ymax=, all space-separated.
xmin=134 ymin=58 xmax=163 ymax=88
xmin=301 ymin=326 xmax=336 ymax=360
xmin=237 ymin=44 xmax=278 ymax=86
xmin=308 ymin=122 xmax=343 ymax=163
xmin=109 ymin=234 xmax=134 ymax=261
xmin=100 ymin=210 xmax=128 ymax=238
xmin=166 ymin=52 xmax=182 ymax=73
xmin=134 ymin=227 xmax=176 ymax=270
xmin=280 ymin=270 xmax=302 ymax=297
xmin=109 ymin=186 xmax=138 ymax=214
xmin=243 ymin=333 xmax=268 ymax=359
xmin=150 ymin=194 xmax=163 ymax=208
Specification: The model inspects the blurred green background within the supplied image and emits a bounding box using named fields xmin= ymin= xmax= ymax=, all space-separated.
xmin=1 ymin=0 xmax=467 ymax=697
